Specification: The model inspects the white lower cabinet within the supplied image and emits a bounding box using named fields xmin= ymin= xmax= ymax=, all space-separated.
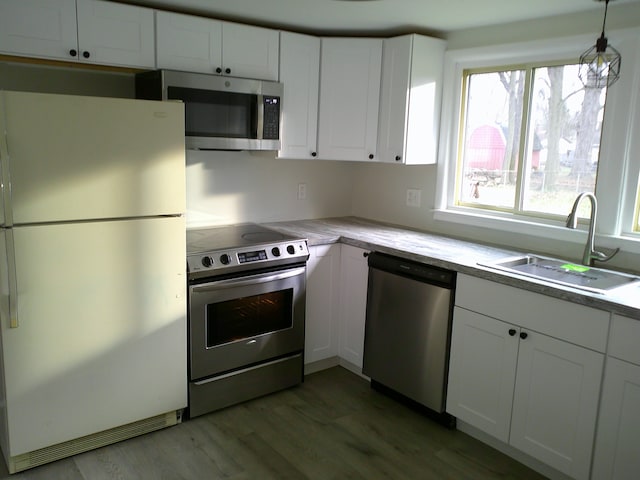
xmin=447 ymin=274 xmax=608 ymax=480
xmin=446 ymin=308 xmax=518 ymax=442
xmin=305 ymin=244 xmax=341 ymax=363
xmin=305 ymin=244 xmax=369 ymax=370
xmin=337 ymin=245 xmax=369 ymax=369
xmin=592 ymin=314 xmax=640 ymax=480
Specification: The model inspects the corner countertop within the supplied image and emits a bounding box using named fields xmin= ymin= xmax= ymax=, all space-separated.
xmin=263 ymin=216 xmax=640 ymax=319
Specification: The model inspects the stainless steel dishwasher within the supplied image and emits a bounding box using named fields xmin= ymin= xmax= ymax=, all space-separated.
xmin=363 ymin=252 xmax=456 ymax=425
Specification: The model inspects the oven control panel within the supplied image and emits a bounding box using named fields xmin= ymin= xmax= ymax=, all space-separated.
xmin=187 ymin=240 xmax=309 ymax=278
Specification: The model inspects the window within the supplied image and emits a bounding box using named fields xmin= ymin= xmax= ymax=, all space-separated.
xmin=456 ymin=62 xmax=608 ymax=220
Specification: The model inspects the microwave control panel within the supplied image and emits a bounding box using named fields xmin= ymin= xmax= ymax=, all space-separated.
xmin=263 ymin=96 xmax=280 ymax=139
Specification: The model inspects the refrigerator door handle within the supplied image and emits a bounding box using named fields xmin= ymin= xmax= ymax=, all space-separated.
xmin=5 ymin=229 xmax=19 ymax=328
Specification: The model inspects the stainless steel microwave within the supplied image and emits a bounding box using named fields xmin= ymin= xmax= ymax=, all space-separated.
xmin=135 ymin=70 xmax=283 ymax=151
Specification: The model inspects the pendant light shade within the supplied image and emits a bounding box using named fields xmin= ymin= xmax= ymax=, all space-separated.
xmin=578 ymin=0 xmax=621 ymax=88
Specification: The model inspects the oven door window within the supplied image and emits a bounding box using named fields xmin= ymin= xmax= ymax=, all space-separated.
xmin=168 ymin=86 xmax=258 ymax=139
xmin=205 ymin=288 xmax=293 ymax=347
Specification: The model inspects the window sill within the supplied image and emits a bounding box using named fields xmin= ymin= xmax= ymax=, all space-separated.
xmin=433 ymin=208 xmax=640 ymax=255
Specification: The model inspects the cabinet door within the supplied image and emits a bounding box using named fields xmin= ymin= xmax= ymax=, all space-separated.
xmin=378 ymin=34 xmax=444 ymax=165
xmin=76 ymin=0 xmax=155 ymax=68
xmin=318 ymin=38 xmax=382 ymax=161
xmin=0 ymin=0 xmax=78 ymax=61
xmin=377 ymin=35 xmax=412 ymax=164
xmin=278 ymin=31 xmax=320 ymax=159
xmin=446 ymin=307 xmax=519 ymax=442
xmin=155 ymin=11 xmax=222 ymax=74
xmin=592 ymin=357 xmax=640 ymax=480
xmin=510 ymin=331 xmax=603 ymax=480
xmin=221 ymin=22 xmax=279 ymax=81
xmin=305 ymin=245 xmax=341 ymax=363
xmin=338 ymin=245 xmax=369 ymax=369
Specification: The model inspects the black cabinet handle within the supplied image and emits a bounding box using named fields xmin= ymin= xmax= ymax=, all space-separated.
xmin=363 ymin=252 xmax=370 ymax=258
xmin=215 ymin=67 xmax=222 ymax=74
xmin=508 ymin=328 xmax=517 ymax=336
xmin=520 ymin=331 xmax=528 ymax=340
xmin=69 ymin=49 xmax=77 ymax=57
xmin=225 ymin=68 xmax=231 ymax=74
xmin=82 ymin=51 xmax=90 ymax=59
xmin=395 ymin=155 xmax=401 ymax=162
xmin=368 ymin=154 xmax=374 ymax=159
xmin=311 ymin=152 xmax=317 ymax=157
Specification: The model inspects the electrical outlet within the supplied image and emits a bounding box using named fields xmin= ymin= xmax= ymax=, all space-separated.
xmin=298 ymin=183 xmax=307 ymax=200
xmin=406 ymin=189 xmax=421 ymax=207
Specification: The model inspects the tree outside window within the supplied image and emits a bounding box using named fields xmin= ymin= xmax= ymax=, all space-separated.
xmin=456 ymin=63 xmax=608 ymax=220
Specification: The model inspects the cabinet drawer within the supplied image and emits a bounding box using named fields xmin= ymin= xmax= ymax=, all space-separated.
xmin=609 ymin=314 xmax=640 ymax=365
xmin=456 ymin=274 xmax=609 ymax=352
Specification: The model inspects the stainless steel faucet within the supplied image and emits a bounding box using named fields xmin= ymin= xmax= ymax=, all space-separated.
xmin=566 ymin=192 xmax=619 ymax=266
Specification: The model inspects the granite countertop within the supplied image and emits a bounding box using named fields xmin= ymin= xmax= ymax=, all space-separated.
xmin=264 ymin=216 xmax=640 ymax=319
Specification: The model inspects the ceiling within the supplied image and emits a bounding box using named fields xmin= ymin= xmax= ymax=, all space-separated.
xmin=122 ymin=0 xmax=640 ymax=36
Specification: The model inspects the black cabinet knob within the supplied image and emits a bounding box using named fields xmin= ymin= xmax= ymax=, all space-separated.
xmin=520 ymin=331 xmax=529 ymax=340
xmin=215 ymin=67 xmax=222 ymax=74
xmin=508 ymin=328 xmax=517 ymax=336
xmin=363 ymin=252 xmax=370 ymax=258
xmin=311 ymin=151 xmax=317 ymax=157
xmin=69 ymin=49 xmax=77 ymax=57
xmin=368 ymin=154 xmax=374 ymax=159
xmin=225 ymin=68 xmax=231 ymax=74
xmin=82 ymin=51 xmax=90 ymax=59
xmin=395 ymin=155 xmax=401 ymax=161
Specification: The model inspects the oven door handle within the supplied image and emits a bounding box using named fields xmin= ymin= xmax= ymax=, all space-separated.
xmin=191 ymin=266 xmax=306 ymax=292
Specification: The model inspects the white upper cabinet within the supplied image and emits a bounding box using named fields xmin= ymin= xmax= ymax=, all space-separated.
xmin=377 ymin=34 xmax=445 ymax=164
xmin=277 ymin=31 xmax=320 ymax=159
xmin=222 ymin=22 xmax=279 ymax=81
xmin=155 ymin=11 xmax=222 ymax=74
xmin=317 ymin=38 xmax=382 ymax=161
xmin=156 ymin=11 xmax=279 ymax=81
xmin=0 ymin=0 xmax=155 ymax=69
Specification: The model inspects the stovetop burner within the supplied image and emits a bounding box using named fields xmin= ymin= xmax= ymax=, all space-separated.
xmin=186 ymin=223 xmax=308 ymax=279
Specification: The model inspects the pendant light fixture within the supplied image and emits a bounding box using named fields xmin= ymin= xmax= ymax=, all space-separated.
xmin=578 ymin=0 xmax=621 ymax=88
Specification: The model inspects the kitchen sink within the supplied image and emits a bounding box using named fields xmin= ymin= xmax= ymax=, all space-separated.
xmin=479 ymin=254 xmax=640 ymax=294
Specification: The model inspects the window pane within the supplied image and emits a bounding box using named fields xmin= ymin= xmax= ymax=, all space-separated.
xmin=523 ymin=65 xmax=607 ymax=217
xmin=458 ymin=70 xmax=525 ymax=209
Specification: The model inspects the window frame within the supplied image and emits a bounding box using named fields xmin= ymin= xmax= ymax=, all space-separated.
xmin=435 ymin=28 xmax=640 ymax=255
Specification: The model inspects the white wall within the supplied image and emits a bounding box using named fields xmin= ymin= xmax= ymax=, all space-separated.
xmin=185 ymin=150 xmax=355 ymax=227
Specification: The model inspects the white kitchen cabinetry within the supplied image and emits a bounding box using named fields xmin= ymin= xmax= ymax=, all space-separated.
xmin=0 ymin=0 xmax=155 ymax=69
xmin=305 ymin=245 xmax=341 ymax=364
xmin=278 ymin=31 xmax=320 ymax=159
xmin=592 ymin=314 xmax=640 ymax=480
xmin=317 ymin=38 xmax=382 ymax=161
xmin=447 ymin=274 xmax=608 ymax=480
xmin=338 ymin=245 xmax=370 ymax=369
xmin=377 ymin=34 xmax=445 ymax=164
xmin=155 ymin=11 xmax=279 ymax=81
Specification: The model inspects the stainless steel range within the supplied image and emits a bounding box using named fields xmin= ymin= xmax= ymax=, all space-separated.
xmin=186 ymin=223 xmax=309 ymax=418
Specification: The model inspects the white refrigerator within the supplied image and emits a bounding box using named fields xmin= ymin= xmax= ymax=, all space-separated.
xmin=0 ymin=91 xmax=187 ymax=473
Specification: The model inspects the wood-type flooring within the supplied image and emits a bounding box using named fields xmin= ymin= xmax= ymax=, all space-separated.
xmin=0 ymin=367 xmax=547 ymax=479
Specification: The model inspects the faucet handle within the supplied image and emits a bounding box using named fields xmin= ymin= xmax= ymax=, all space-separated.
xmin=592 ymin=247 xmax=620 ymax=263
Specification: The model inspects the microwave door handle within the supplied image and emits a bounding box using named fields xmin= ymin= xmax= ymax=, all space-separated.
xmin=191 ymin=266 xmax=306 ymax=293
xmin=256 ymin=94 xmax=264 ymax=141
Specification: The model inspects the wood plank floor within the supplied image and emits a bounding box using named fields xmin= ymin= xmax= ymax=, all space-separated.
xmin=1 ymin=367 xmax=547 ymax=479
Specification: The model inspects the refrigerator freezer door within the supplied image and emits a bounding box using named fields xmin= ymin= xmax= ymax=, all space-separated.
xmin=0 ymin=91 xmax=185 ymax=225
xmin=0 ymin=217 xmax=187 ymax=456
